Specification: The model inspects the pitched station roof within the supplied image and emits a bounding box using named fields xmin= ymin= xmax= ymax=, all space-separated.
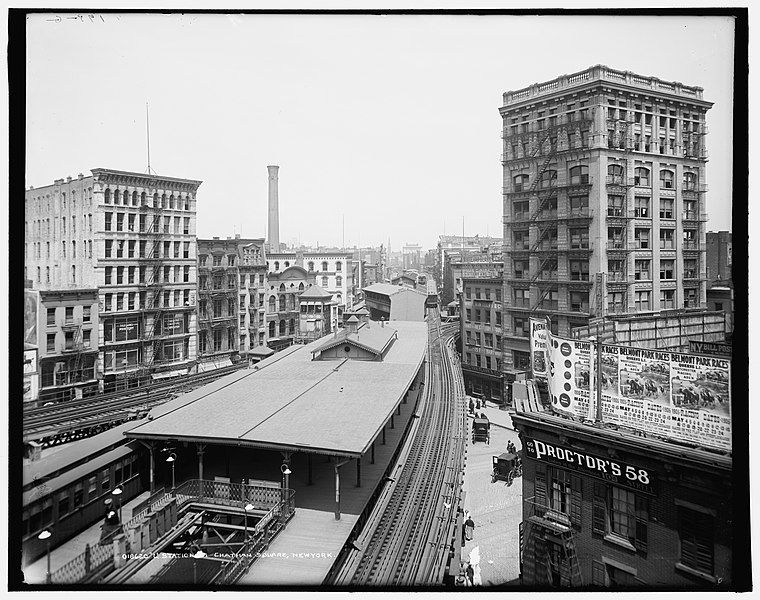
xmin=125 ymin=321 xmax=427 ymax=457
xmin=314 ymin=323 xmax=398 ymax=359
xmin=299 ymin=284 xmax=333 ymax=299
xmin=363 ymin=283 xmax=427 ymax=297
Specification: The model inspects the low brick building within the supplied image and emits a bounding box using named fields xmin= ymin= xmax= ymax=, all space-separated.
xmin=513 ymin=410 xmax=732 ymax=589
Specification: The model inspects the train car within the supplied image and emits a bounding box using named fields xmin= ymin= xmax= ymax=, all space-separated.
xmin=22 ymin=421 xmax=148 ymax=566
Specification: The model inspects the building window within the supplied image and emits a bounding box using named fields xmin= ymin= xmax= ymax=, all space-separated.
xmin=634 ymin=228 xmax=650 ymax=249
xmin=465 ymin=309 xmax=471 ymax=322
xmin=659 ymin=198 xmax=674 ymax=219
xmin=660 ymin=260 xmax=675 ymax=280
xmin=683 ymin=229 xmax=697 ymax=248
xmin=321 ymin=261 xmax=329 ymax=272
xmin=683 ymin=199 xmax=698 ymax=220
xmin=569 ymin=165 xmax=589 ymax=185
xmin=570 ymin=195 xmax=589 ymax=215
xmin=513 ymin=317 xmax=529 ymax=338
xmin=308 ymin=261 xmax=314 ymax=271
xmin=683 ymin=171 xmax=698 ymax=190
xmin=684 ymin=259 xmax=698 ymax=279
xmin=513 ymin=350 xmax=531 ymax=370
xmin=634 ymin=196 xmax=649 ymax=218
xmin=513 ymin=200 xmax=529 ymax=220
xmin=607 ymin=291 xmax=625 ymax=314
xmin=514 ymin=259 xmax=529 ymax=279
xmin=634 ymin=167 xmax=650 ymax=187
xmin=570 ymin=291 xmax=589 ymax=313
xmin=322 ymin=276 xmax=329 ymax=287
xmin=570 ymin=260 xmax=589 ymax=281
xmin=660 ymin=289 xmax=676 ymax=309
xmin=678 ymin=506 xmax=715 ymax=575
xmin=513 ymin=173 xmax=529 ymax=192
xmin=607 ymin=163 xmax=624 ymax=183
xmin=659 ymin=169 xmax=675 ymax=189
xmin=634 ymin=290 xmax=651 ymax=312
xmin=660 ymin=228 xmax=675 ymax=250
xmin=336 ymin=276 xmax=342 ymax=286
xmin=47 ymin=333 xmax=56 ymax=353
xmin=539 ymin=169 xmax=557 ymax=189
xmin=514 ymin=288 xmax=530 ymax=308
xmin=47 ymin=307 xmax=56 ymax=326
xmin=607 ymin=227 xmax=624 ymax=249
xmin=569 ymin=228 xmax=589 ymax=249
xmin=634 ymin=260 xmax=650 ymax=281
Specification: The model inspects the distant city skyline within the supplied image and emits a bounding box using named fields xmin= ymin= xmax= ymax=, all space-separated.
xmin=26 ymin=14 xmax=734 ymax=250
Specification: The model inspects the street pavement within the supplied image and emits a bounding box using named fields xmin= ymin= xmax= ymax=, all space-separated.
xmin=460 ymin=401 xmax=523 ymax=587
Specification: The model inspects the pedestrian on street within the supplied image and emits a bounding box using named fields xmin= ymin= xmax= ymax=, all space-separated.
xmin=465 ymin=562 xmax=475 ymax=586
xmin=468 ymin=398 xmax=475 ymax=415
xmin=464 ymin=513 xmax=475 ymax=541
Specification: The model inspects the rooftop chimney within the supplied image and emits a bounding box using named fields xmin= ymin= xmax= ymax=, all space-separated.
xmin=267 ymin=165 xmax=280 ymax=253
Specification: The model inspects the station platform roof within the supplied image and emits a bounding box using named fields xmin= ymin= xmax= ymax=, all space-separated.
xmin=125 ymin=321 xmax=428 ymax=458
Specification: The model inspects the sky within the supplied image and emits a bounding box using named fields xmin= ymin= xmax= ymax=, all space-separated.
xmin=26 ymin=13 xmax=735 ymax=250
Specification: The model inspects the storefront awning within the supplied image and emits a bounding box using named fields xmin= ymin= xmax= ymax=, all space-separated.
xmin=152 ymin=369 xmax=187 ymax=380
xmin=196 ymin=357 xmax=233 ymax=372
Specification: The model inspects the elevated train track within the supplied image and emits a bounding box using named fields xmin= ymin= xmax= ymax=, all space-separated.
xmin=327 ymin=308 xmax=466 ymax=586
xmin=23 ymin=362 xmax=249 ymax=447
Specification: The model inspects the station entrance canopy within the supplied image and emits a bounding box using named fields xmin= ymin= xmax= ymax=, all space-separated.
xmin=125 ymin=321 xmax=427 ymax=458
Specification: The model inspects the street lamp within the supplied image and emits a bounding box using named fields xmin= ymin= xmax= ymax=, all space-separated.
xmin=111 ymin=487 xmax=123 ymax=523
xmin=192 ymin=548 xmax=206 ymax=585
xmin=243 ymin=503 xmax=254 ymax=543
xmin=38 ymin=529 xmax=52 ymax=584
xmin=166 ymin=453 xmax=177 ymax=495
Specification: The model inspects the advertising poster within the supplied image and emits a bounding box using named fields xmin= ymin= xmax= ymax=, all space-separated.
xmin=529 ymin=318 xmax=548 ymax=379
xmin=24 ymin=289 xmax=39 ymax=346
xmin=546 ymin=331 xmax=595 ymax=420
xmin=545 ymin=335 xmax=732 ymax=452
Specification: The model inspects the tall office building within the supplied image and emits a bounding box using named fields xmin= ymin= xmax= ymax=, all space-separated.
xmin=25 ymin=169 xmax=202 ymax=391
xmin=500 ymin=65 xmax=710 ymax=376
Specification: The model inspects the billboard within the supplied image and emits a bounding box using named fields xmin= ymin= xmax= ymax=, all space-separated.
xmin=529 ymin=318 xmax=548 ymax=380
xmin=545 ymin=327 xmax=732 ymax=452
xmin=24 ymin=289 xmax=39 ymax=345
xmin=23 ymin=348 xmax=39 ymax=402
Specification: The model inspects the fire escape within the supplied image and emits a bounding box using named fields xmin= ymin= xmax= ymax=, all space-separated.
xmin=519 ymin=497 xmax=583 ymax=587
xmin=138 ymin=200 xmax=167 ymax=376
xmin=604 ymin=112 xmax=637 ymax=315
xmin=207 ymin=259 xmax=238 ymax=356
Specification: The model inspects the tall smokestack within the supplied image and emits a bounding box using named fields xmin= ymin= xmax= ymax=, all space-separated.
xmin=267 ymin=165 xmax=280 ymax=253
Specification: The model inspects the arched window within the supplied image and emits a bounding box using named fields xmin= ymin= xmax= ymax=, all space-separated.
xmin=299 ymin=282 xmax=305 ymax=291
xmin=659 ymin=169 xmax=674 ymax=189
xmin=123 ymin=190 xmax=129 ymax=204
xmin=161 ymin=194 xmax=167 ymax=208
xmin=336 ymin=261 xmax=342 ymax=272
xmin=71 ymin=190 xmax=76 ymax=208
xmin=279 ymin=283 xmax=286 ymax=291
xmin=72 ymin=241 xmax=76 ymax=258
xmin=322 ymin=261 xmax=328 ymax=272
xmin=607 ymin=163 xmax=624 ymax=183
xmin=569 ymin=165 xmax=589 ymax=185
xmin=279 ymin=320 xmax=286 ymax=336
xmin=288 ymin=319 xmax=295 ymax=334
xmin=634 ymin=167 xmax=650 ymax=187
xmin=169 ymin=194 xmax=175 ymax=209
xmin=513 ymin=173 xmax=529 ymax=192
xmin=132 ymin=191 xmax=138 ymax=205
xmin=141 ymin=192 xmax=147 ymax=206
xmin=71 ymin=265 xmax=76 ymax=283
xmin=336 ymin=294 xmax=342 ymax=304
xmin=274 ymin=261 xmax=280 ymax=271
xmin=308 ymin=261 xmax=314 ymax=271
xmin=269 ymin=321 xmax=276 ymax=337
xmin=104 ymin=188 xmax=111 ymax=203
xmin=268 ymin=296 xmax=276 ymax=313
xmin=153 ymin=193 xmax=159 ymax=207
xmin=279 ymin=295 xmax=286 ymax=312
xmin=539 ymin=169 xmax=557 ymax=189
xmin=322 ymin=276 xmax=329 ymax=287
xmin=46 ymin=266 xmax=50 ymax=283
xmin=284 ymin=261 xmax=290 ymax=267
xmin=336 ymin=276 xmax=342 ymax=286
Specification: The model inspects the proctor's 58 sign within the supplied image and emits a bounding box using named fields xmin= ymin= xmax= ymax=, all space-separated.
xmin=524 ymin=437 xmax=657 ymax=495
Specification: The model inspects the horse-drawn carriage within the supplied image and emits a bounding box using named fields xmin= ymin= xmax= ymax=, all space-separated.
xmin=472 ymin=417 xmax=491 ymax=445
xmin=492 ymin=452 xmax=522 ymax=485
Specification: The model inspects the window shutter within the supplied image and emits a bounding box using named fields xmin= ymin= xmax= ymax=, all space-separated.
xmin=592 ymin=482 xmax=606 ymax=535
xmin=591 ymin=560 xmax=606 ymax=587
xmin=570 ymin=475 xmax=583 ymax=528
xmin=634 ymin=495 xmax=649 ymax=552
xmin=535 ymin=472 xmax=547 ymax=509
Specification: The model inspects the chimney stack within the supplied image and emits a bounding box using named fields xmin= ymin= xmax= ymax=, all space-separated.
xmin=267 ymin=165 xmax=280 ymax=253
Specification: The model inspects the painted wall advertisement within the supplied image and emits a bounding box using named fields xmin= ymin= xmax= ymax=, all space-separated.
xmin=529 ymin=317 xmax=548 ymax=380
xmin=545 ymin=327 xmax=731 ymax=452
xmin=23 ymin=348 xmax=39 ymax=402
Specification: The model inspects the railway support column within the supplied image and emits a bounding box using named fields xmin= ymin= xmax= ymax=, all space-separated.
xmin=139 ymin=441 xmax=156 ymax=493
xmin=333 ymin=457 xmax=351 ymax=520
xmin=197 ymin=444 xmax=206 ymax=482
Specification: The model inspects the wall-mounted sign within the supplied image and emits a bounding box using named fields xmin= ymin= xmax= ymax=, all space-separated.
xmin=524 ymin=437 xmax=657 ymax=495
xmin=529 ymin=318 xmax=548 ymax=380
xmin=689 ymin=340 xmax=732 ymax=357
